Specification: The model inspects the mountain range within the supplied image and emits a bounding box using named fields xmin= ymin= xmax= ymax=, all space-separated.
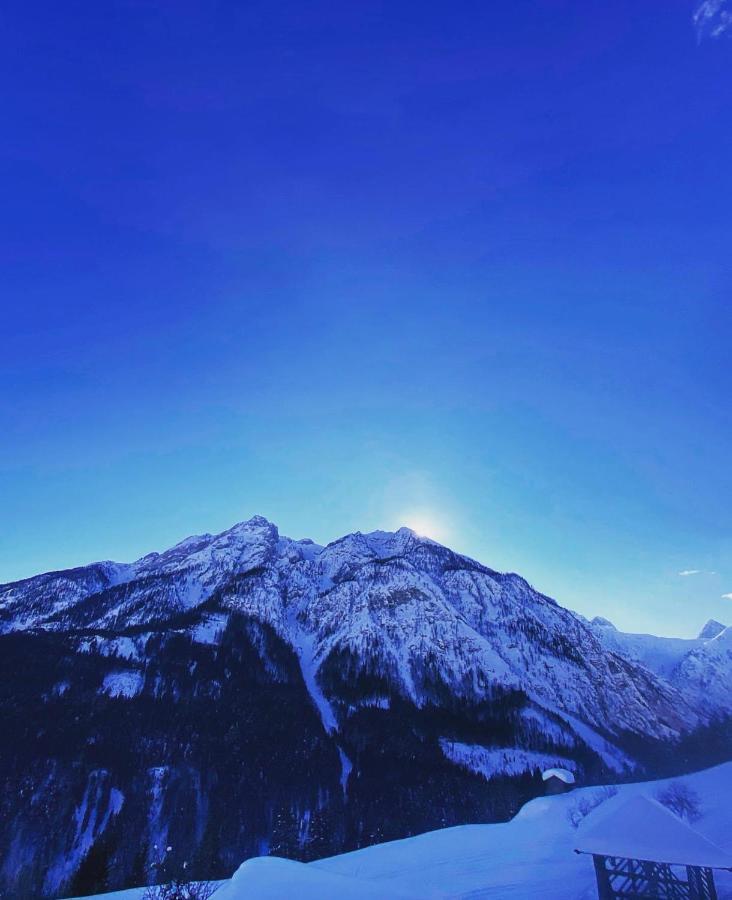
xmin=0 ymin=517 xmax=730 ymax=898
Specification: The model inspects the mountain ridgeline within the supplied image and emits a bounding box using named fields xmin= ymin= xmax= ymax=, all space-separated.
xmin=0 ymin=517 xmax=730 ymax=898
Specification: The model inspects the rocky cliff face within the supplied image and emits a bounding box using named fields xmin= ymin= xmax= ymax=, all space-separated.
xmin=0 ymin=517 xmax=728 ymax=898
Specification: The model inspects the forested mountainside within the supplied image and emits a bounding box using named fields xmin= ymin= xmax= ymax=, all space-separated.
xmin=0 ymin=517 xmax=729 ymax=898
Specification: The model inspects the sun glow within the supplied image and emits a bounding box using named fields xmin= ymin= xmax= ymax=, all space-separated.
xmin=400 ymin=512 xmax=448 ymax=543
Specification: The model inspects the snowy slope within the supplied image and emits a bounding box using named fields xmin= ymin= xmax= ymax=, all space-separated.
xmin=588 ymin=616 xmax=706 ymax=678
xmin=223 ymin=763 xmax=732 ymax=899
xmin=73 ymin=763 xmax=732 ymax=900
xmin=589 ymin=616 xmax=732 ymax=711
xmin=670 ymin=625 xmax=732 ymax=710
xmin=439 ymin=740 xmax=578 ymax=780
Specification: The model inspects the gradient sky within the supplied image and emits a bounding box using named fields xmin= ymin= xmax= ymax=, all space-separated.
xmin=2 ymin=1 xmax=731 ymax=637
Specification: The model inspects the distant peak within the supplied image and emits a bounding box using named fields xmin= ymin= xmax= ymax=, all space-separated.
xmin=591 ymin=616 xmax=617 ymax=631
xmin=698 ymin=618 xmax=726 ymax=640
xmin=224 ymin=515 xmax=278 ymax=534
xmin=242 ymin=515 xmax=275 ymax=528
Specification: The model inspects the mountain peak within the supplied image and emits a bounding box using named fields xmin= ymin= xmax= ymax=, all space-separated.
xmin=226 ymin=515 xmax=277 ymax=532
xmin=341 ymin=525 xmax=440 ymax=559
xmin=212 ymin=516 xmax=280 ymax=547
xmin=698 ymin=618 xmax=726 ymax=640
xmin=591 ymin=616 xmax=617 ymax=631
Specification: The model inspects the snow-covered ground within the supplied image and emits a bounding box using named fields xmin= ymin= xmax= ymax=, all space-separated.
xmin=439 ymin=739 xmax=577 ymax=780
xmin=101 ymin=670 xmax=144 ymax=698
xmin=191 ymin=612 xmax=230 ymax=646
xmin=68 ymin=761 xmax=732 ymax=900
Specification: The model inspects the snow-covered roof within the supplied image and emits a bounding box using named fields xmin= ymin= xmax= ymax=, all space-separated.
xmin=575 ymin=795 xmax=732 ymax=869
xmin=542 ymin=767 xmax=576 ymax=784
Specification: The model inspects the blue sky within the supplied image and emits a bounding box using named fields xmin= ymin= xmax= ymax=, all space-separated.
xmin=1 ymin=1 xmax=731 ymax=636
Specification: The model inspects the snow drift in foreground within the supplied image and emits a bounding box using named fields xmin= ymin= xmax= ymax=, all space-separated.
xmin=70 ymin=761 xmax=732 ymax=900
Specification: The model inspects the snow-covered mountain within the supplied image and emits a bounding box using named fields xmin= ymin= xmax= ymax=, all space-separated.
xmin=699 ymin=619 xmax=726 ymax=641
xmin=0 ymin=516 xmax=715 ymax=741
xmin=588 ymin=615 xmax=732 ymax=714
xmin=670 ymin=625 xmax=732 ymax=711
xmin=1 ymin=517 xmax=730 ymax=898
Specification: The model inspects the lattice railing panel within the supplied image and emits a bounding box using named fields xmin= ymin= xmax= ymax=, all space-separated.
xmin=592 ymin=855 xmax=718 ymax=900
